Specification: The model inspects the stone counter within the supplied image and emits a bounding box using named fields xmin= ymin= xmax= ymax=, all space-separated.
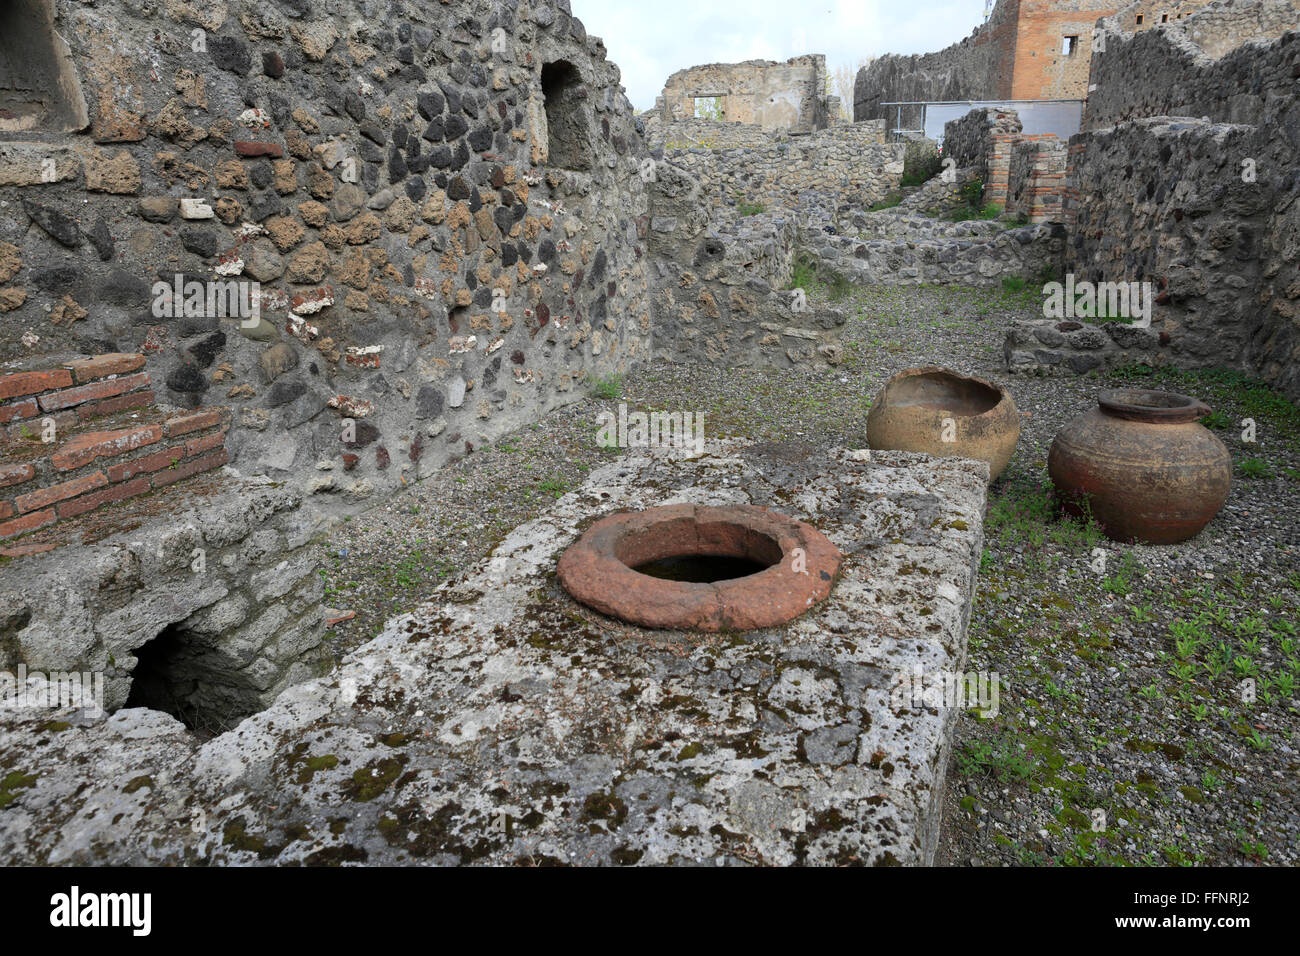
xmin=0 ymin=441 xmax=987 ymax=865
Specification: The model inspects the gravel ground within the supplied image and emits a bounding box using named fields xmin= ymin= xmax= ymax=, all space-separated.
xmin=321 ymin=279 xmax=1300 ymax=866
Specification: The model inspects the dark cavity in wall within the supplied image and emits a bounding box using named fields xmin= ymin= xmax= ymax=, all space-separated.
xmin=0 ymin=0 xmax=90 ymax=132
xmin=541 ymin=60 xmax=591 ymax=171
xmin=125 ymin=622 xmax=259 ymax=736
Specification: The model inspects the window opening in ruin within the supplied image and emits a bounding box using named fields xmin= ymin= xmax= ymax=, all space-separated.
xmin=1136 ymin=13 xmax=1144 ymax=24
xmin=0 ymin=0 xmax=90 ymax=132
xmin=1162 ymin=13 xmax=1169 ymax=22
xmin=541 ymin=59 xmax=591 ymax=171
xmin=693 ymin=96 xmax=723 ymax=121
xmin=125 ymin=622 xmax=257 ymax=736
xmin=1062 ymin=36 xmax=1079 ymax=56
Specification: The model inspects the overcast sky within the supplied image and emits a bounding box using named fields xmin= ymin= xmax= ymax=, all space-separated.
xmin=570 ymin=0 xmax=991 ymax=111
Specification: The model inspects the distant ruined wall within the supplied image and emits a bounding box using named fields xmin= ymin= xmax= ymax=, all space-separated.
xmin=651 ymin=121 xmax=900 ymax=213
xmin=1110 ymin=0 xmax=1294 ymax=55
xmin=657 ymin=56 xmax=834 ymax=133
xmin=645 ymin=161 xmax=847 ymax=371
xmin=854 ymin=0 xmax=1021 ymax=128
xmin=1084 ymin=0 xmax=1300 ymax=129
xmin=0 ymin=0 xmax=656 ymax=508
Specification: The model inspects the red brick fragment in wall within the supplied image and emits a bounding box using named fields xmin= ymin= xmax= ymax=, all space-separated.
xmin=16 ymin=471 xmax=109 ymax=514
xmin=0 ymin=508 xmax=56 ymax=540
xmin=57 ymin=476 xmax=153 ymax=519
xmin=233 ymin=141 xmax=285 ymax=158
xmin=0 ymin=370 xmax=73 ymax=401
xmin=63 ymin=353 xmax=146 ymax=384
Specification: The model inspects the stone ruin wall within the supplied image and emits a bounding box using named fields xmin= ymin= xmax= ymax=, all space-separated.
xmin=0 ymin=0 xmax=683 ymax=724
xmin=1082 ymin=0 xmax=1300 ymax=128
xmin=648 ymin=119 xmax=899 ymax=213
xmin=1005 ymin=136 xmax=1067 ymax=222
xmin=943 ymin=106 xmax=1025 ymax=204
xmin=0 ymin=0 xmax=658 ymax=514
xmin=643 ymin=155 xmax=849 ymax=371
xmin=1111 ymin=0 xmax=1224 ymax=36
xmin=853 ymin=0 xmax=1022 ymax=127
xmin=1014 ymin=5 xmax=1300 ymax=397
xmin=656 ymin=55 xmax=836 ymax=132
xmin=944 ymin=106 xmax=1067 ymax=220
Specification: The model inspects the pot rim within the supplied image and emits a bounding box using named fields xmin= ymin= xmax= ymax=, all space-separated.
xmin=879 ymin=365 xmax=1012 ymax=421
xmin=1097 ymin=388 xmax=1212 ymax=424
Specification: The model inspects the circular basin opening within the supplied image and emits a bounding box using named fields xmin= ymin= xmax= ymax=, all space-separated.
xmin=886 ymin=369 xmax=1001 ymax=417
xmin=558 ymin=504 xmax=841 ymax=632
xmin=634 ymin=555 xmax=772 ymax=582
xmin=1099 ymin=388 xmax=1210 ymax=424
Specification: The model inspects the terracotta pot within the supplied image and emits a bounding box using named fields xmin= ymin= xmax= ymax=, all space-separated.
xmin=865 ymin=366 xmax=1020 ymax=481
xmin=1048 ymin=388 xmax=1231 ymax=544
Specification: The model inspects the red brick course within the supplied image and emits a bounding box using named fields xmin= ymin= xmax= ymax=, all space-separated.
xmin=51 ymin=425 xmax=164 ymax=472
xmin=56 ymin=476 xmax=153 ymax=519
xmin=0 ymin=370 xmax=73 ymax=401
xmin=106 ymin=445 xmax=186 ymax=483
xmin=63 ymin=353 xmax=147 ymax=384
xmin=38 ymin=372 xmax=151 ymax=412
xmin=164 ymin=409 xmax=225 ymax=437
xmin=16 ymin=471 xmax=109 ymax=514
xmin=152 ymin=448 xmax=229 ymax=488
xmin=0 ymin=354 xmax=231 ymax=544
xmin=0 ymin=508 xmax=56 ymax=539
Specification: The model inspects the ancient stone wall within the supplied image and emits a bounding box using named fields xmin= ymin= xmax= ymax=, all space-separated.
xmin=0 ymin=0 xmax=656 ymax=508
xmin=1084 ymin=0 xmax=1300 ymax=129
xmin=646 ymin=162 xmax=846 ymax=370
xmin=1061 ymin=114 xmax=1299 ymax=396
xmin=943 ymin=107 xmax=1024 ymax=204
xmin=651 ymin=121 xmax=901 ymax=214
xmin=657 ymin=56 xmax=834 ymax=132
xmin=1111 ymin=0 xmax=1221 ymax=36
xmin=854 ymin=0 xmax=1022 ymax=126
xmin=803 ymin=217 xmax=1067 ymax=288
xmin=1005 ymin=135 xmax=1067 ymax=222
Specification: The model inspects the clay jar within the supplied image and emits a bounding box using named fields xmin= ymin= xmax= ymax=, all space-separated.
xmin=1049 ymin=388 xmax=1231 ymax=545
xmin=865 ymin=366 xmax=1021 ymax=481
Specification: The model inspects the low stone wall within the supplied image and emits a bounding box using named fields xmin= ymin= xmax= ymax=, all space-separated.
xmin=802 ymin=219 xmax=1066 ymax=288
xmin=647 ymin=117 xmax=887 ymax=152
xmin=1005 ymin=136 xmax=1066 ymax=223
xmin=653 ymin=122 xmax=902 ymax=214
xmin=647 ymin=165 xmax=845 ymax=369
xmin=1005 ymin=317 xmax=1169 ymax=375
xmin=0 ymin=476 xmax=327 ymax=727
